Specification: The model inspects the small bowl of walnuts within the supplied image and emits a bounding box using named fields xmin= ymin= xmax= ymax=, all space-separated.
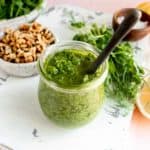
xmin=0 ymin=22 xmax=57 ymax=77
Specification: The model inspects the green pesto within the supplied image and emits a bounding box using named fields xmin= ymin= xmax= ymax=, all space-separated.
xmin=38 ymin=80 xmax=104 ymax=127
xmin=43 ymin=49 xmax=102 ymax=87
xmin=38 ymin=49 xmax=105 ymax=127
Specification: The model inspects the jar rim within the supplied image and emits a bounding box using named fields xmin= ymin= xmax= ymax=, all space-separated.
xmin=38 ymin=41 xmax=108 ymax=93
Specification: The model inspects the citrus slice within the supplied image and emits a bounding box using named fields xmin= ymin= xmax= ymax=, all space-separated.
xmin=137 ymin=76 xmax=150 ymax=119
xmin=137 ymin=2 xmax=150 ymax=15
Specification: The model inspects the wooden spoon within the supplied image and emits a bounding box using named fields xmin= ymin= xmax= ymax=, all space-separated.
xmin=87 ymin=9 xmax=141 ymax=74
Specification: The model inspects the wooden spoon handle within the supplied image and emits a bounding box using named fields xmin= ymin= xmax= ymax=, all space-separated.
xmin=88 ymin=9 xmax=141 ymax=74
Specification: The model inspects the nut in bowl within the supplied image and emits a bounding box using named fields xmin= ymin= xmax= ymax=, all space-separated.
xmin=0 ymin=22 xmax=57 ymax=77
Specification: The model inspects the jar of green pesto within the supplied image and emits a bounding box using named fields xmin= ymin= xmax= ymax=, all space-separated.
xmin=38 ymin=41 xmax=108 ymax=127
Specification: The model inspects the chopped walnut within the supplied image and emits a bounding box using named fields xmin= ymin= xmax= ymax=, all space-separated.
xmin=0 ymin=22 xmax=55 ymax=63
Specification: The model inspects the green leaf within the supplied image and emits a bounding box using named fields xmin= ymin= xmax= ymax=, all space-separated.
xmin=0 ymin=0 xmax=43 ymax=19
xmin=73 ymin=24 xmax=144 ymax=108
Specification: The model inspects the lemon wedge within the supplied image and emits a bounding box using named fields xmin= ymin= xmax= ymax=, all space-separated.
xmin=137 ymin=76 xmax=150 ymax=119
xmin=137 ymin=2 xmax=150 ymax=15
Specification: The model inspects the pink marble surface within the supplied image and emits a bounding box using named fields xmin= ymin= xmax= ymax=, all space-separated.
xmin=48 ymin=0 xmax=144 ymax=12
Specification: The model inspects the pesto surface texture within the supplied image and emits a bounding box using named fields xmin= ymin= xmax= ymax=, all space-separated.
xmin=43 ymin=49 xmax=102 ymax=87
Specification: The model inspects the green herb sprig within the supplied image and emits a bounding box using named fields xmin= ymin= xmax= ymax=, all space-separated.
xmin=73 ymin=23 xmax=144 ymax=107
xmin=0 ymin=0 xmax=43 ymax=20
xmin=70 ymin=21 xmax=85 ymax=29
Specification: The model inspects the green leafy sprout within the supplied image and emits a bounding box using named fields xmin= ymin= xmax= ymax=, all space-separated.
xmin=73 ymin=23 xmax=144 ymax=107
xmin=0 ymin=0 xmax=43 ymax=19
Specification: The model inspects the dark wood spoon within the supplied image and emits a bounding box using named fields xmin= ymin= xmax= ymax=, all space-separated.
xmin=87 ymin=9 xmax=141 ymax=74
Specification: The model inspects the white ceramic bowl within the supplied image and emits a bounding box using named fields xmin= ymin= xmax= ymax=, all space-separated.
xmin=0 ymin=59 xmax=38 ymax=77
xmin=0 ymin=39 xmax=58 ymax=77
xmin=0 ymin=31 xmax=58 ymax=77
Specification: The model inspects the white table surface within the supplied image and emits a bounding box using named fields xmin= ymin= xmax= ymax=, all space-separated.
xmin=0 ymin=5 xmax=149 ymax=150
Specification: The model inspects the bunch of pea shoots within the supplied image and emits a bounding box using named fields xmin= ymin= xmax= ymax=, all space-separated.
xmin=72 ymin=23 xmax=144 ymax=109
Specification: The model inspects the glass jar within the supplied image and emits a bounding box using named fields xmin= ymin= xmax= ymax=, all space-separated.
xmin=38 ymin=41 xmax=108 ymax=127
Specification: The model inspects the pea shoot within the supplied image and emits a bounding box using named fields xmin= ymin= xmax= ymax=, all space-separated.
xmin=73 ymin=23 xmax=144 ymax=107
xmin=0 ymin=0 xmax=43 ymax=19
